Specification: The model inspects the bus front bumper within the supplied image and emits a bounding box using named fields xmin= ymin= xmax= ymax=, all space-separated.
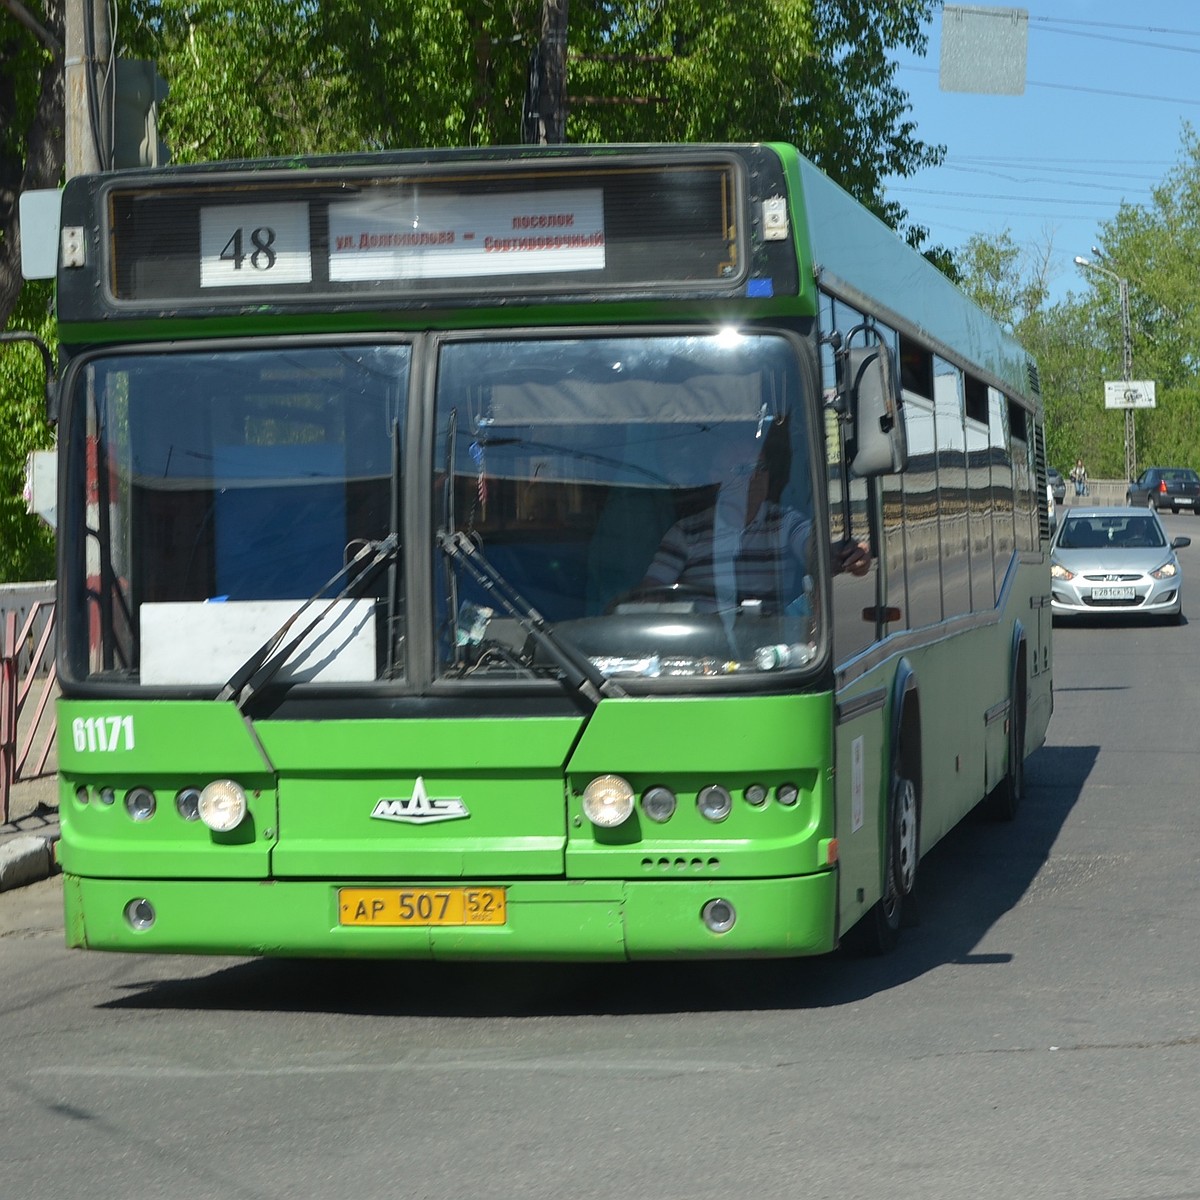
xmin=63 ymin=873 xmax=839 ymax=960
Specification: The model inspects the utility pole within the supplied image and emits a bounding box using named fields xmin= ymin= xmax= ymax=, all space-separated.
xmin=1117 ymin=273 xmax=1135 ymax=482
xmin=524 ymin=0 xmax=569 ymax=144
xmin=64 ymin=0 xmax=110 ymax=177
xmin=1075 ymin=253 xmax=1138 ymax=482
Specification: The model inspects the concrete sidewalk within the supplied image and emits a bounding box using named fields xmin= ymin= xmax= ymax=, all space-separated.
xmin=0 ymin=772 xmax=59 ymax=892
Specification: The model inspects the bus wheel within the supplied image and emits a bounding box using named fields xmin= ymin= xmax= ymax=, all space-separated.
xmin=847 ymin=770 xmax=919 ymax=956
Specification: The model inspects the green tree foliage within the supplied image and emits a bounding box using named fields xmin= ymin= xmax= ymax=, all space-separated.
xmin=952 ymin=130 xmax=1200 ymax=480
xmin=2 ymin=0 xmax=60 ymax=581
xmin=1082 ymin=131 xmax=1200 ymax=475
xmin=0 ymin=280 xmax=56 ymax=582
xmin=122 ymin=1 xmax=942 ymax=231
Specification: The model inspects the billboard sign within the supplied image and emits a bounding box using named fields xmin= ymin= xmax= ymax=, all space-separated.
xmin=1104 ymin=381 xmax=1156 ymax=409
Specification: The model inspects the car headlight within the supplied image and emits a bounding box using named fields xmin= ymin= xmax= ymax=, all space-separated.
xmin=1151 ymin=560 xmax=1179 ymax=579
xmin=1050 ymin=562 xmax=1075 ymax=581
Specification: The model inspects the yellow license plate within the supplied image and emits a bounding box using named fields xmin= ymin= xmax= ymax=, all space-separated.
xmin=338 ymin=886 xmax=507 ymax=927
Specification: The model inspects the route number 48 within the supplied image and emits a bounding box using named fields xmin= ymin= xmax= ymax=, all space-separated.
xmin=219 ymin=226 xmax=277 ymax=272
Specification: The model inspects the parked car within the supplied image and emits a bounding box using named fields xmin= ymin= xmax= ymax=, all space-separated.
xmin=1126 ymin=466 xmax=1200 ymax=513
xmin=1050 ymin=506 xmax=1190 ymax=623
xmin=1047 ymin=467 xmax=1066 ymax=504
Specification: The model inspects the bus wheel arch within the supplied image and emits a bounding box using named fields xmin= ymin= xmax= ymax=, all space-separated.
xmin=847 ymin=664 xmax=922 ymax=955
xmin=985 ymin=629 xmax=1028 ymax=821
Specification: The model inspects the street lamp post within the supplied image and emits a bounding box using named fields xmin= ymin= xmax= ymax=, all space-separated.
xmin=1074 ymin=253 xmax=1136 ymax=482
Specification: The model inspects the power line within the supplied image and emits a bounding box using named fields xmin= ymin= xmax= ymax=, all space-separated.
xmin=901 ymin=63 xmax=1200 ymax=110
xmin=891 ymin=185 xmax=1144 ymax=210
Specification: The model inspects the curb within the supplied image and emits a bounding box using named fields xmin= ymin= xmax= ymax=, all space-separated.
xmin=0 ymin=833 xmax=59 ymax=892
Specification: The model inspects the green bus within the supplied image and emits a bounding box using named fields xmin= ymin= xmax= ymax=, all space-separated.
xmin=27 ymin=143 xmax=1052 ymax=959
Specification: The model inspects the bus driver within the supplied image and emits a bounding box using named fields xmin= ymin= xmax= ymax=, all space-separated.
xmin=636 ymin=422 xmax=870 ymax=616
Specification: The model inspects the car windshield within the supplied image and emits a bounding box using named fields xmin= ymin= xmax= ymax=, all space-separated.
xmin=1057 ymin=515 xmax=1166 ymax=551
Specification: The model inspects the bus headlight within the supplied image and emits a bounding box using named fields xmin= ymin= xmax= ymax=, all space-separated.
xmin=582 ymin=775 xmax=635 ymax=828
xmin=198 ymin=780 xmax=248 ymax=833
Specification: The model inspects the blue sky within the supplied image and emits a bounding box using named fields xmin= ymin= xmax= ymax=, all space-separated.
xmin=884 ymin=2 xmax=1200 ymax=303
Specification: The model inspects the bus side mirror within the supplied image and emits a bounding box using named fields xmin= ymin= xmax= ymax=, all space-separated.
xmin=845 ymin=343 xmax=906 ymax=476
xmin=0 ymin=330 xmax=58 ymax=426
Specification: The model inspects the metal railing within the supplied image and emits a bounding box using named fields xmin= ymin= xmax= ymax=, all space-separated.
xmin=1 ymin=585 xmax=57 ymax=823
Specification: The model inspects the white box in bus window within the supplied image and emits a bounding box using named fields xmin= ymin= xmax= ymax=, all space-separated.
xmin=139 ymin=599 xmax=376 ymax=686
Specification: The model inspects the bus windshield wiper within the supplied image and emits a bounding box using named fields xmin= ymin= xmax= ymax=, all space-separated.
xmin=438 ymin=530 xmax=624 ymax=711
xmin=217 ymin=534 xmax=399 ymax=711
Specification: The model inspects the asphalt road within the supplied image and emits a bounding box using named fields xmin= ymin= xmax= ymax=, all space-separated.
xmin=3 ymin=511 xmax=1199 ymax=1200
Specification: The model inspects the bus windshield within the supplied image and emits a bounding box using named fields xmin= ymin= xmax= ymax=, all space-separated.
xmin=434 ymin=332 xmax=821 ymax=682
xmin=62 ymin=330 xmax=822 ymax=691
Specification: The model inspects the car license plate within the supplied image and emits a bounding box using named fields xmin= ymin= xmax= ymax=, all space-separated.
xmin=339 ymin=886 xmax=507 ymax=927
xmin=1091 ymin=587 xmax=1135 ymax=601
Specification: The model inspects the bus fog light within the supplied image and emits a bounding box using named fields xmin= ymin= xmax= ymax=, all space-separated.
xmin=582 ymin=775 xmax=635 ymax=828
xmin=701 ymin=898 xmax=736 ymax=934
xmin=697 ymin=784 xmax=732 ymax=822
xmin=776 ymin=783 xmax=799 ymax=806
xmin=198 ymin=780 xmax=248 ymax=832
xmin=641 ymin=786 xmax=677 ymax=823
xmin=124 ymin=898 xmax=156 ymax=930
xmin=98 ymin=787 xmax=115 ymax=806
xmin=124 ymin=787 xmax=156 ymax=821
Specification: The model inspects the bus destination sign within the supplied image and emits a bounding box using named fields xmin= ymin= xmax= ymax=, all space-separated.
xmin=104 ymin=158 xmax=743 ymax=306
xmin=326 ymin=189 xmax=605 ymax=282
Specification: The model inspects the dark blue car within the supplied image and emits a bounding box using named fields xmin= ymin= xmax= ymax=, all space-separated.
xmin=1127 ymin=467 xmax=1200 ymax=514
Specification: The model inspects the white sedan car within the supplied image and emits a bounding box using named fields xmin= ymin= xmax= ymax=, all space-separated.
xmin=1050 ymin=507 xmax=1190 ymax=623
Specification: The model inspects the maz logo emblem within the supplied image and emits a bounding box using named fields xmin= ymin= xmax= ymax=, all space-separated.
xmin=370 ymin=777 xmax=469 ymax=824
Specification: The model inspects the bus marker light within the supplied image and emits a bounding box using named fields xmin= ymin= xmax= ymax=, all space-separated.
xmin=697 ymin=785 xmax=732 ymax=822
xmin=744 ymin=784 xmax=768 ymax=807
xmin=582 ymin=775 xmax=635 ymax=828
xmin=175 ymin=787 xmax=202 ymax=821
xmin=641 ymin=786 xmax=677 ymax=823
xmin=124 ymin=898 xmax=156 ymax=931
xmin=124 ymin=787 xmax=156 ymax=821
xmin=701 ymin=898 xmax=736 ymax=933
xmin=198 ymin=780 xmax=249 ymax=833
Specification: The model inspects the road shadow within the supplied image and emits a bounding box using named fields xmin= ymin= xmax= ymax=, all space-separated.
xmin=102 ymin=740 xmax=1096 ymax=1018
